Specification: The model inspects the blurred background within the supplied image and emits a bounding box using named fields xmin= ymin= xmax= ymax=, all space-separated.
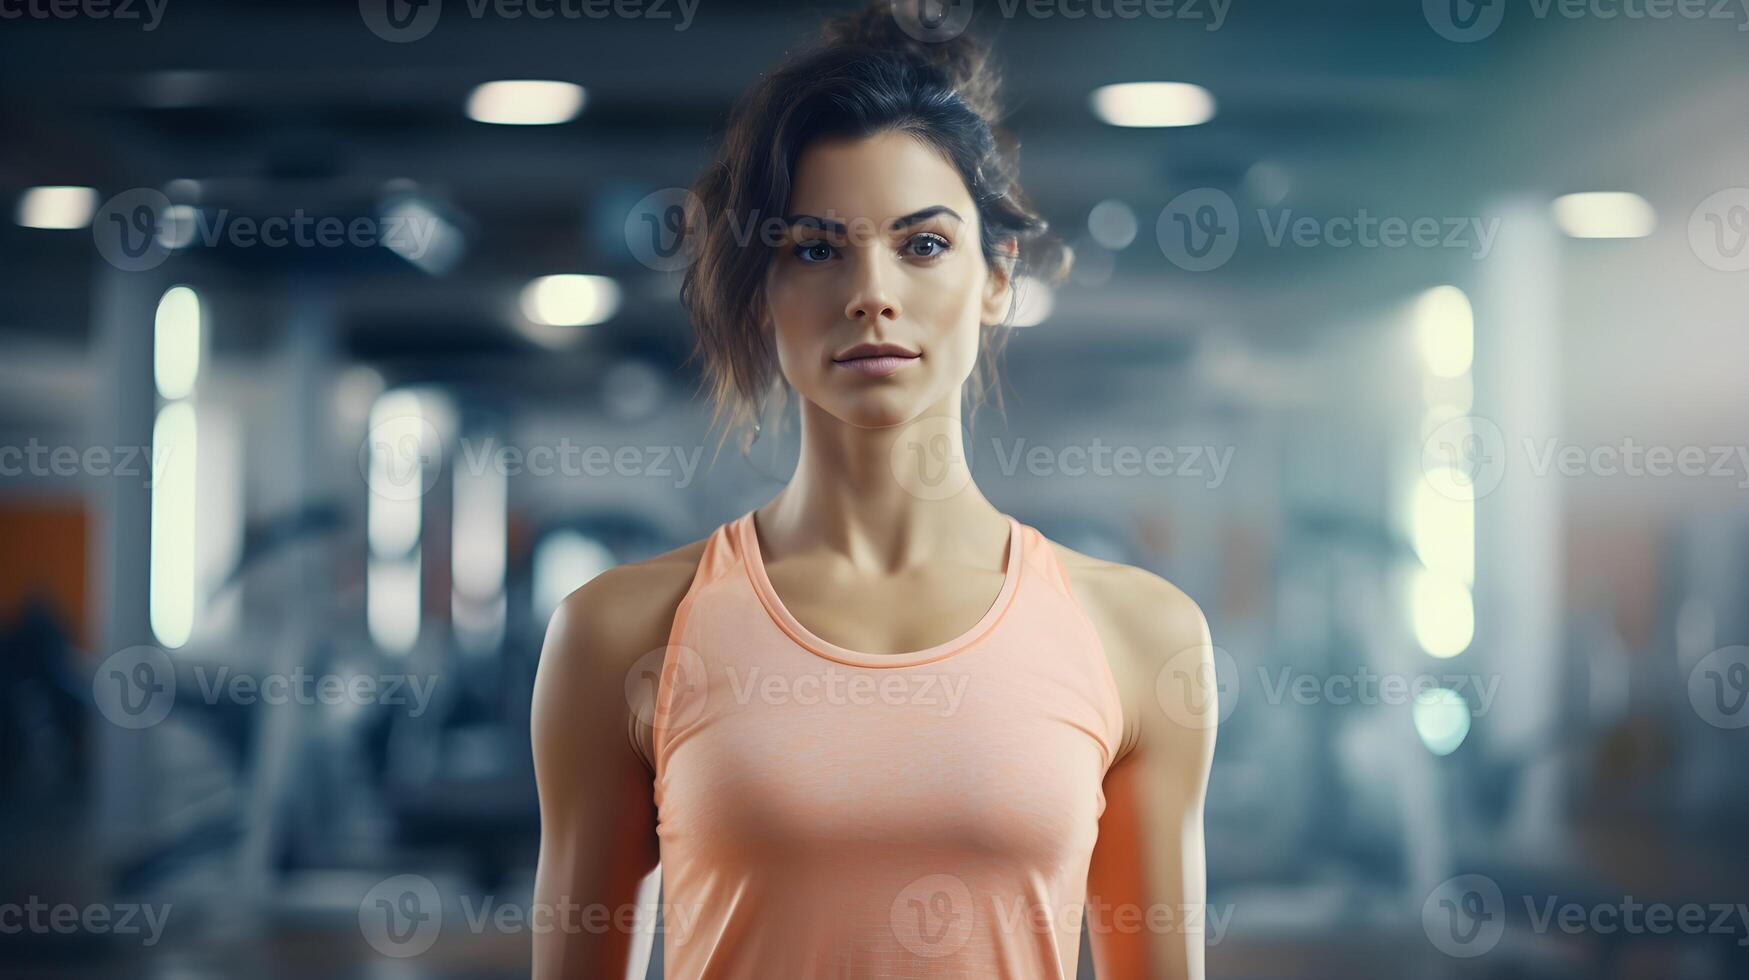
xmin=2 ymin=0 xmax=1746 ymax=977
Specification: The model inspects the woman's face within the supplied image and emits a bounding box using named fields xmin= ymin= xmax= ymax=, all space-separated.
xmin=763 ymin=130 xmax=1012 ymax=430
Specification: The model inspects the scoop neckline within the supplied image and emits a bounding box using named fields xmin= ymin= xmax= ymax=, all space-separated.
xmin=737 ymin=510 xmax=1024 ymax=669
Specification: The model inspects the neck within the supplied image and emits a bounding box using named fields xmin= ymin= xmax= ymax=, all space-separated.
xmin=756 ymin=395 xmax=1007 ymax=572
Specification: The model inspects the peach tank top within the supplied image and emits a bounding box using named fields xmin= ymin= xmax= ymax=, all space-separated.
xmin=650 ymin=511 xmax=1125 ymax=979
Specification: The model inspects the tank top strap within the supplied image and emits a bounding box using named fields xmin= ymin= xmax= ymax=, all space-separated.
xmin=698 ymin=513 xmax=746 ymax=588
xmin=1015 ymin=520 xmax=1079 ymax=604
xmin=658 ymin=515 xmax=743 ymax=658
xmin=650 ymin=516 xmax=743 ymax=783
xmin=1012 ymin=520 xmax=1129 ymax=776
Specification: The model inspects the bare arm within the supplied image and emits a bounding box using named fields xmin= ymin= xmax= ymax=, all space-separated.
xmin=1067 ymin=556 xmax=1218 ymax=980
xmin=530 ymin=545 xmax=701 ymax=978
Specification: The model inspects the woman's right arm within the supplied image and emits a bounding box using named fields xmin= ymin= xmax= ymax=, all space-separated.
xmin=530 ymin=548 xmax=701 ymax=978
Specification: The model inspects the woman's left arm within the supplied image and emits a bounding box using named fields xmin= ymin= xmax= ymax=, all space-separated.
xmin=1072 ymin=564 xmax=1219 ymax=980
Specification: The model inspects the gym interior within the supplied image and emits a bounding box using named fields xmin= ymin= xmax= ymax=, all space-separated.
xmin=2 ymin=1 xmax=1746 ymax=977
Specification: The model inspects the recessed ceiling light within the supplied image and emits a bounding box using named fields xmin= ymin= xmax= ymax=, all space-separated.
xmin=16 ymin=186 xmax=99 ymax=229
xmin=466 ymin=80 xmax=586 ymax=125
xmin=1550 ymin=192 xmax=1655 ymax=239
xmin=520 ymin=274 xmax=620 ymax=327
xmin=1090 ymin=82 xmax=1216 ymax=127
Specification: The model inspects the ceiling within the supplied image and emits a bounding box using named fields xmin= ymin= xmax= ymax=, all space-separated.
xmin=0 ymin=0 xmax=1737 ymax=407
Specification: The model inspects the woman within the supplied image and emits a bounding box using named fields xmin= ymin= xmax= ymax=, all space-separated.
xmin=531 ymin=2 xmax=1217 ymax=977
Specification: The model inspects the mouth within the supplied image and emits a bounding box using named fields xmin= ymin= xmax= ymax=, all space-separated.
xmin=832 ymin=343 xmax=920 ymax=378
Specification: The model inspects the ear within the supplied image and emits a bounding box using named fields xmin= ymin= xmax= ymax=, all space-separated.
xmin=981 ymin=238 xmax=1019 ymax=325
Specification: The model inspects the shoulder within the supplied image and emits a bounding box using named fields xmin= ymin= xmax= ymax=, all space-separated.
xmin=1049 ymin=540 xmax=1210 ymax=670
xmin=544 ymin=535 xmax=713 ymax=663
xmin=1047 ymin=540 xmax=1208 ymax=646
xmin=1047 ymin=539 xmax=1214 ymax=766
xmin=532 ymin=534 xmax=713 ymax=772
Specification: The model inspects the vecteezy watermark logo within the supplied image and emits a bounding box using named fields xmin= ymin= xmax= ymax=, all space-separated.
xmin=723 ymin=665 xmax=972 ymax=717
xmin=891 ymin=415 xmax=977 ymax=501
xmin=188 ymin=667 xmax=439 ymax=717
xmin=455 ymin=895 xmax=697 ymax=942
xmin=0 ymin=0 xmax=168 ymax=30
xmin=457 ymin=437 xmax=705 ymax=489
xmin=1424 ymin=0 xmax=1506 ymax=42
xmin=1157 ymin=188 xmax=1241 ymax=272
xmin=0 ymin=897 xmax=173 ymax=946
xmin=625 ymin=645 xmax=710 ymax=738
xmin=92 ymin=188 xmax=174 ymax=272
xmin=92 ymin=647 xmax=442 ymax=730
xmin=0 ymin=440 xmax=174 ymax=487
xmin=624 ymin=187 xmax=698 ymax=272
xmin=360 ymin=0 xmax=443 ymax=42
xmin=900 ymin=0 xmax=1232 ymax=34
xmin=357 ymin=881 xmax=698 ymax=948
xmin=1421 ymin=415 xmax=1508 ymax=501
xmin=1428 ymin=0 xmax=1749 ymax=41
xmin=990 ymin=0 xmax=1230 ymax=29
xmin=891 ymin=0 xmax=975 ymax=42
xmin=1424 ymin=876 xmax=1749 ymax=955
xmin=1154 ymin=644 xmax=1238 ymax=730
xmin=360 ymin=874 xmax=443 ymax=957
xmin=1688 ymin=188 xmax=1749 ymax=272
xmin=1423 ymin=874 xmax=1506 ymax=957
xmin=1689 ymin=645 xmax=1749 ymax=730
xmin=94 ymin=188 xmax=445 ymax=272
xmin=1256 ymin=209 xmax=1500 ymax=260
xmin=1159 ymin=193 xmax=1499 ymax=268
xmin=358 ymin=414 xmax=443 ymax=501
xmin=891 ymin=874 xmax=976 ymax=957
xmin=1423 ymin=417 xmax=1749 ymax=501
xmin=361 ymin=0 xmax=698 ymax=39
xmin=1522 ymin=895 xmax=1749 ymax=945
xmin=986 ymin=438 xmax=1234 ymax=487
xmin=995 ymin=896 xmax=1237 ymax=945
xmin=92 ymin=645 xmax=176 ymax=730
xmin=1256 ymin=666 xmax=1502 ymax=715
xmin=361 ymin=432 xmax=708 ymax=499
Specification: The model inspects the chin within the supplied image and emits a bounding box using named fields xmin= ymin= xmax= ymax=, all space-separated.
xmin=821 ymin=389 xmax=928 ymax=431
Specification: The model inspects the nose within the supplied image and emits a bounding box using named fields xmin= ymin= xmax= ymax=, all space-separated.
xmin=843 ymin=253 xmax=902 ymax=322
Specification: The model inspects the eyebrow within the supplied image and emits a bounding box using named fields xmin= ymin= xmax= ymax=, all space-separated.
xmin=784 ymin=205 xmax=964 ymax=236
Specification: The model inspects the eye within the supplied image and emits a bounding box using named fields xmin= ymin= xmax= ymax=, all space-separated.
xmin=905 ymin=233 xmax=951 ymax=259
xmin=793 ymin=240 xmax=836 ymax=263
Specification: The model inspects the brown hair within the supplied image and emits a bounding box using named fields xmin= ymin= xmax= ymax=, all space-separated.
xmin=680 ymin=0 xmax=1071 ymax=454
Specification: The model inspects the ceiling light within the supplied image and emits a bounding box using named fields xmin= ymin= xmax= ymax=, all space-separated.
xmin=17 ymin=186 xmax=99 ymax=229
xmin=1090 ymin=82 xmax=1216 ymax=127
xmin=466 ymin=80 xmax=586 ymax=125
xmin=520 ymin=274 xmax=621 ymax=327
xmin=1551 ymin=192 xmax=1655 ymax=239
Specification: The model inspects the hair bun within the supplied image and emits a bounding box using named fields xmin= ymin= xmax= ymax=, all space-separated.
xmin=819 ymin=0 xmax=1003 ymax=123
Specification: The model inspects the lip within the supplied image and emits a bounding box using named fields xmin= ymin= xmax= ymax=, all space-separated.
xmin=833 ymin=354 xmax=918 ymax=377
xmin=829 ymin=343 xmax=923 ymax=376
xmin=832 ymin=342 xmax=920 ymax=378
xmin=834 ymin=342 xmax=920 ymax=361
